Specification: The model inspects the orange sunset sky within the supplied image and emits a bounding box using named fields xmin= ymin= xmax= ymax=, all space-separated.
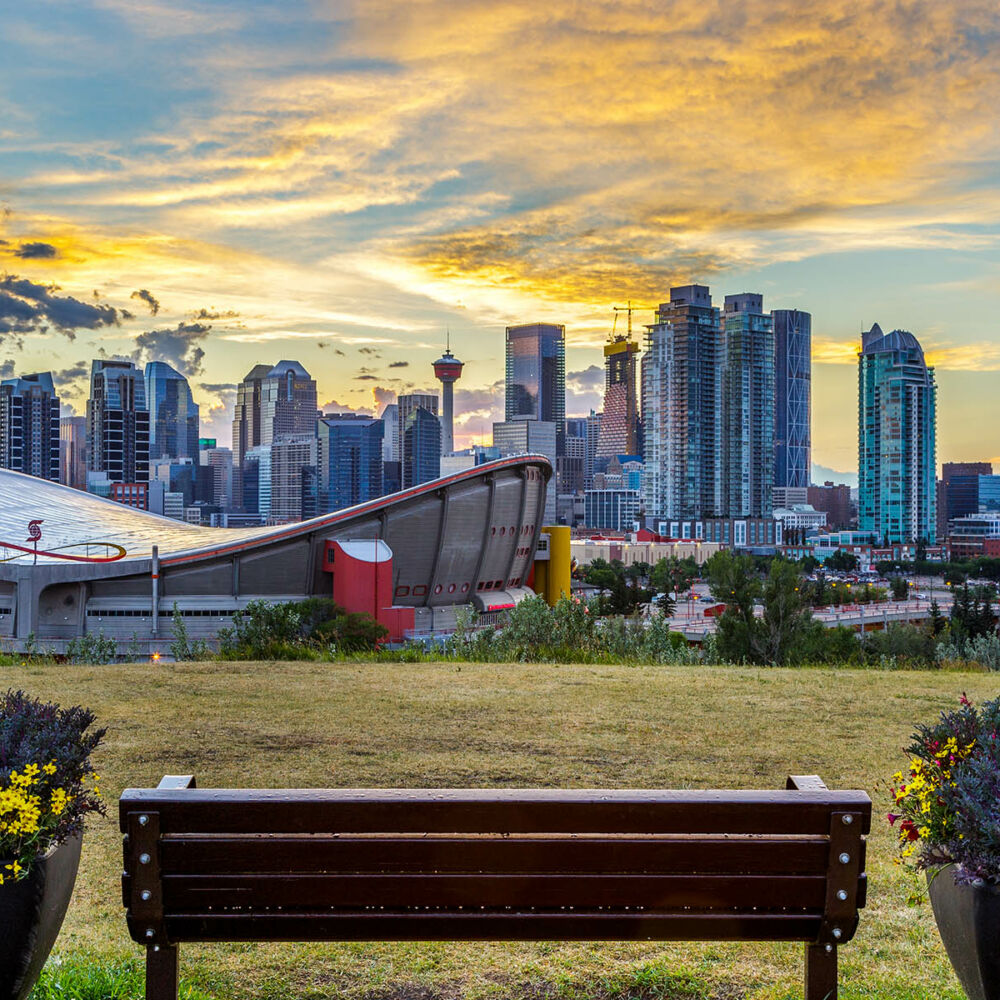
xmin=2 ymin=0 xmax=1000 ymax=481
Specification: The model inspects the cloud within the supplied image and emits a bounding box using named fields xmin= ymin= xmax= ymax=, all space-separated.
xmin=355 ymin=374 xmax=378 ymax=381
xmin=0 ymin=274 xmax=119 ymax=338
xmin=130 ymin=288 xmax=160 ymax=315
xmin=0 ymin=359 xmax=15 ymax=379
xmin=54 ymin=360 xmax=90 ymax=381
xmin=12 ymin=242 xmax=57 ymax=259
xmin=925 ymin=342 xmax=1000 ymax=372
xmin=133 ymin=321 xmax=210 ymax=376
xmin=388 ymin=360 xmax=409 ymax=368
xmin=567 ymin=365 xmax=604 ymax=393
xmin=358 ymin=346 xmax=380 ymax=356
xmin=812 ymin=335 xmax=1000 ymax=372
xmin=191 ymin=307 xmax=240 ymax=321
xmin=372 ymin=386 xmax=397 ymax=409
xmin=321 ymin=397 xmax=374 ymax=415
xmin=199 ymin=381 xmax=236 ymax=393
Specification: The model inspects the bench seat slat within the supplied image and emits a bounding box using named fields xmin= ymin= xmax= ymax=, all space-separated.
xmin=160 ymin=872 xmax=828 ymax=910
xmin=159 ymin=836 xmax=832 ymax=876
xmin=120 ymin=788 xmax=872 ymax=835
xmin=159 ymin=910 xmax=829 ymax=943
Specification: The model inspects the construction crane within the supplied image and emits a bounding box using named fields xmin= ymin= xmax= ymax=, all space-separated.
xmin=611 ymin=301 xmax=644 ymax=340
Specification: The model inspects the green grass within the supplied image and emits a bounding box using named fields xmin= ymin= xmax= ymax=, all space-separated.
xmin=11 ymin=659 xmax=998 ymax=999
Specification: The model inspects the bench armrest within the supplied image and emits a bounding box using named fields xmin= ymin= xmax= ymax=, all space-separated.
xmin=158 ymin=775 xmax=197 ymax=789
xmin=786 ymin=775 xmax=828 ymax=791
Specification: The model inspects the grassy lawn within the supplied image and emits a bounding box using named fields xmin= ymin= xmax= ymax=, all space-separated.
xmin=11 ymin=659 xmax=1000 ymax=999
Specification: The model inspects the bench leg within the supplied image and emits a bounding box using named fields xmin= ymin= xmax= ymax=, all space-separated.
xmin=146 ymin=944 xmax=178 ymax=1000
xmin=804 ymin=943 xmax=837 ymax=1000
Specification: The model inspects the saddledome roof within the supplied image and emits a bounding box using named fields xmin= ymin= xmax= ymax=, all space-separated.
xmin=0 ymin=456 xmax=551 ymax=566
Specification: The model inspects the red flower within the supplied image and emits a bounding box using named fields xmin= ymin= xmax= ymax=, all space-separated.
xmin=887 ymin=813 xmax=899 ymax=826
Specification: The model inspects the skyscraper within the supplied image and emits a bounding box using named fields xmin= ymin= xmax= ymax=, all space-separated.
xmin=260 ymin=361 xmax=318 ymax=443
xmin=232 ymin=363 xmax=271 ymax=509
xmin=200 ymin=445 xmax=233 ymax=510
xmin=380 ymin=403 xmax=399 ymax=462
xmin=493 ymin=418 xmax=557 ymax=522
xmin=939 ymin=461 xmax=994 ymax=537
xmin=86 ymin=359 xmax=150 ymax=488
xmin=233 ymin=364 xmax=270 ymax=463
xmin=505 ymin=323 xmax=566 ymax=438
xmin=641 ymin=285 xmax=721 ymax=521
xmin=432 ymin=344 xmax=463 ymax=456
xmin=317 ymin=414 xmax=384 ymax=511
xmin=241 ymin=445 xmax=272 ymax=517
xmin=0 ymin=372 xmax=60 ymax=482
xmin=145 ymin=361 xmax=199 ymax=460
xmin=773 ymin=309 xmax=811 ymax=500
xmin=59 ymin=416 xmax=87 ymax=490
xmin=595 ymin=334 xmax=640 ymax=461
xmin=721 ymin=293 xmax=774 ymax=518
xmin=397 ymin=393 xmax=439 ymax=484
xmin=270 ymin=434 xmax=318 ymax=522
xmin=858 ymin=324 xmax=937 ymax=544
xmin=402 ymin=405 xmax=441 ymax=488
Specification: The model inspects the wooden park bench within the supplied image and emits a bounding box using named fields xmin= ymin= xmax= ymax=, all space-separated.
xmin=121 ymin=775 xmax=871 ymax=1000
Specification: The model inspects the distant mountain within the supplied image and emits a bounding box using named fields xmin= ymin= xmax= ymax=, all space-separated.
xmin=811 ymin=463 xmax=857 ymax=488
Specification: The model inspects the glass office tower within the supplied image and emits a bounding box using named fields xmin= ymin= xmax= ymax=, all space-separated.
xmin=773 ymin=309 xmax=811 ymax=493
xmin=145 ymin=361 xmax=199 ymax=460
xmin=505 ymin=323 xmax=566 ymax=438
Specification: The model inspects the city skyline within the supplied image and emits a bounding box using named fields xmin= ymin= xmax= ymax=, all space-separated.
xmin=2 ymin=2 xmax=1000 ymax=478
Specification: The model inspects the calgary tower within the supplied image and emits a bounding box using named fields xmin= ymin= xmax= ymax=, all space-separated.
xmin=432 ymin=334 xmax=464 ymax=456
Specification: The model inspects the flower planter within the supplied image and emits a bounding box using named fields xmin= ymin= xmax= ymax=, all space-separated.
xmin=0 ymin=834 xmax=82 ymax=1000
xmin=928 ymin=865 xmax=1000 ymax=1000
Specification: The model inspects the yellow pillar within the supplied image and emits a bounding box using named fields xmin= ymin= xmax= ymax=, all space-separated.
xmin=543 ymin=525 xmax=571 ymax=606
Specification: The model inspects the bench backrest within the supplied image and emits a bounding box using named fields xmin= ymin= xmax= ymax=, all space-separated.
xmin=121 ymin=776 xmax=870 ymax=950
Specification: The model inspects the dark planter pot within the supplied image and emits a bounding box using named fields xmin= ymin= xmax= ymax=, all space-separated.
xmin=0 ymin=834 xmax=82 ymax=1000
xmin=928 ymin=864 xmax=1000 ymax=1000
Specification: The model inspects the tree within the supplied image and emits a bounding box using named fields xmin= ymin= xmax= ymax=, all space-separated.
xmin=928 ymin=598 xmax=947 ymax=636
xmin=826 ymin=549 xmax=858 ymax=573
xmin=582 ymin=558 xmax=618 ymax=614
xmin=705 ymin=550 xmax=760 ymax=664
xmin=757 ymin=559 xmax=813 ymax=665
xmin=656 ymin=592 xmax=677 ymax=615
xmin=650 ymin=556 xmax=698 ymax=598
xmin=890 ymin=576 xmax=908 ymax=601
xmin=705 ymin=552 xmax=812 ymax=665
xmin=949 ymin=583 xmax=995 ymax=646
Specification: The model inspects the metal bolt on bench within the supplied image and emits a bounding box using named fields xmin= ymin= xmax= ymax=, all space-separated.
xmin=120 ymin=773 xmax=871 ymax=1000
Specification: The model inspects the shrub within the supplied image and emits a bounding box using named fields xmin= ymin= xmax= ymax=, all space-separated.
xmin=217 ymin=598 xmax=387 ymax=659
xmin=169 ymin=604 xmax=211 ymax=661
xmin=0 ymin=690 xmax=104 ymax=882
xmin=936 ymin=633 xmax=1000 ymax=672
xmin=66 ymin=631 xmax=117 ymax=665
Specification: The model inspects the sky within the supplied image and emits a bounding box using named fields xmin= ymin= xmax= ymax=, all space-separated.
xmin=2 ymin=0 xmax=999 ymax=482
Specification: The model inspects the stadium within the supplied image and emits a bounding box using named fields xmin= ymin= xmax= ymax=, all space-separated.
xmin=0 ymin=455 xmax=552 ymax=655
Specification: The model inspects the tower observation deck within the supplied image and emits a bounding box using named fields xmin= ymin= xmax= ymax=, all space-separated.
xmin=432 ymin=344 xmax=464 ymax=455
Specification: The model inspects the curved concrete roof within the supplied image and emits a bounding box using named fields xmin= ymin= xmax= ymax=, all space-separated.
xmin=0 ymin=455 xmax=552 ymax=566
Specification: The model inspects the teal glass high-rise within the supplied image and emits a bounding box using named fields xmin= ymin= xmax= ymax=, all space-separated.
xmin=858 ymin=324 xmax=937 ymax=544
